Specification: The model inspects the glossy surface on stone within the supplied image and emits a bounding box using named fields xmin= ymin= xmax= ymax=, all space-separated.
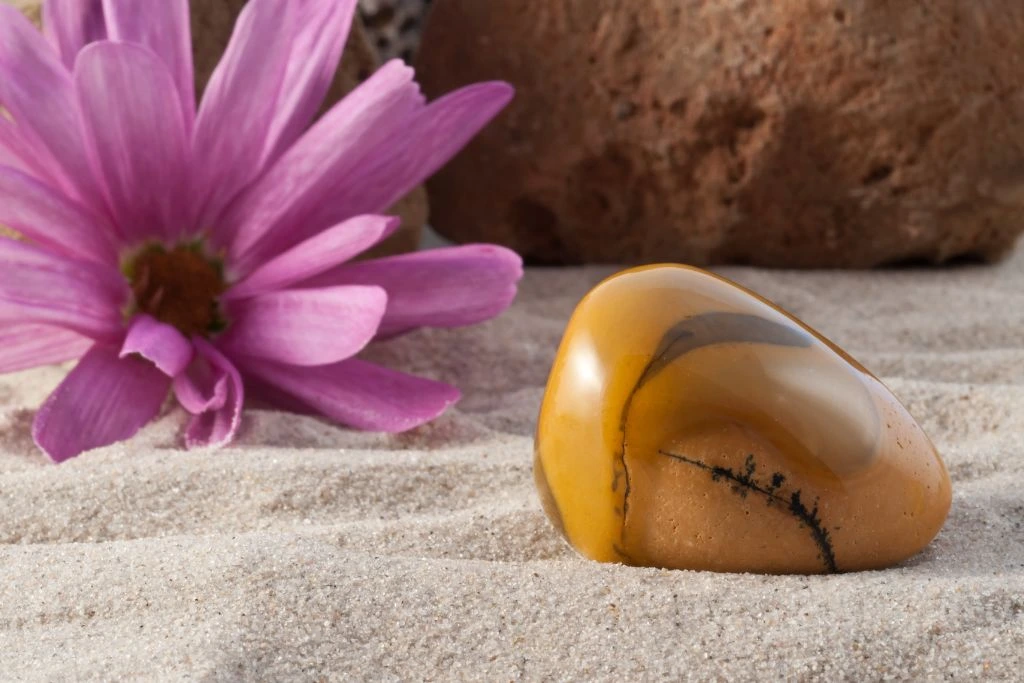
xmin=534 ymin=265 xmax=952 ymax=574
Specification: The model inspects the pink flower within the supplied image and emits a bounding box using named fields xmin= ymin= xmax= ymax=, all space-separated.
xmin=0 ymin=0 xmax=522 ymax=462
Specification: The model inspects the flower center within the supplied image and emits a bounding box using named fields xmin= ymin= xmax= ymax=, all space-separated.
xmin=124 ymin=243 xmax=227 ymax=337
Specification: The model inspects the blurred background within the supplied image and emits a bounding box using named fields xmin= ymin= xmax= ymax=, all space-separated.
xmin=364 ymin=0 xmax=1024 ymax=269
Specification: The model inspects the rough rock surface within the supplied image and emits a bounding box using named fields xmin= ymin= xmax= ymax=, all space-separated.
xmin=4 ymin=0 xmax=426 ymax=256
xmin=417 ymin=0 xmax=1024 ymax=267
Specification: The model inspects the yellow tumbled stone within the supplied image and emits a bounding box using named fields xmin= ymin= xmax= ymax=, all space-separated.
xmin=534 ymin=265 xmax=951 ymax=574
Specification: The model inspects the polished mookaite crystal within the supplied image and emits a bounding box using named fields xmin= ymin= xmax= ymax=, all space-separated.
xmin=534 ymin=266 xmax=952 ymax=574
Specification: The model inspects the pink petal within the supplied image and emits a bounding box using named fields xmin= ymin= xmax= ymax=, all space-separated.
xmin=0 ymin=324 xmax=90 ymax=374
xmin=42 ymin=0 xmax=106 ymax=68
xmin=120 ymin=314 xmax=193 ymax=377
xmin=177 ymin=338 xmax=243 ymax=449
xmin=264 ymin=0 xmax=358 ymax=163
xmin=305 ymin=244 xmax=523 ymax=338
xmin=190 ymin=0 xmax=296 ymax=229
xmin=222 ymin=59 xmax=425 ymax=271
xmin=0 ymin=123 xmax=25 ymax=172
xmin=173 ymin=351 xmax=228 ymax=415
xmin=0 ymin=6 xmax=102 ymax=208
xmin=219 ymin=285 xmax=387 ymax=367
xmin=0 ymin=121 xmax=67 ymax=188
xmin=0 ymin=237 xmax=127 ymax=341
xmin=237 ymin=357 xmax=461 ymax=432
xmin=0 ymin=165 xmax=116 ymax=264
xmin=244 ymin=374 xmax=318 ymax=416
xmin=0 ymin=120 xmax=47 ymax=180
xmin=75 ymin=41 xmax=190 ymax=244
xmin=101 ymin=0 xmax=194 ymax=132
xmin=224 ymin=215 xmax=398 ymax=300
xmin=313 ymin=82 xmax=514 ymax=225
xmin=32 ymin=344 xmax=170 ymax=462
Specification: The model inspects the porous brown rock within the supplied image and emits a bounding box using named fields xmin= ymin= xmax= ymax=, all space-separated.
xmin=417 ymin=0 xmax=1024 ymax=267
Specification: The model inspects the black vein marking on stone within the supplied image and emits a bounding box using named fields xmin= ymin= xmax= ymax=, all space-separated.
xmin=659 ymin=450 xmax=838 ymax=573
xmin=615 ymin=312 xmax=813 ymax=528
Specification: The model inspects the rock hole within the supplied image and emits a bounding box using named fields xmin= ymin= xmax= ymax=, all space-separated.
xmin=862 ymin=164 xmax=893 ymax=185
xmin=669 ymin=98 xmax=688 ymax=117
xmin=834 ymin=8 xmax=847 ymax=23
xmin=508 ymin=198 xmax=570 ymax=264
xmin=614 ymin=101 xmax=637 ymax=121
xmin=363 ymin=6 xmax=395 ymax=29
xmin=727 ymin=159 xmax=747 ymax=183
xmin=734 ymin=104 xmax=766 ymax=131
xmin=509 ymin=198 xmax=558 ymax=234
xmin=917 ymin=123 xmax=938 ymax=146
xmin=618 ymin=19 xmax=641 ymax=54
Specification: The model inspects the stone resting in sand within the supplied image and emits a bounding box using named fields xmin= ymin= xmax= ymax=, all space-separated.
xmin=535 ymin=264 xmax=951 ymax=574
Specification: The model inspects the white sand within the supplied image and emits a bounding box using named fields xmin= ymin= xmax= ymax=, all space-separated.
xmin=1 ymin=247 xmax=1022 ymax=680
